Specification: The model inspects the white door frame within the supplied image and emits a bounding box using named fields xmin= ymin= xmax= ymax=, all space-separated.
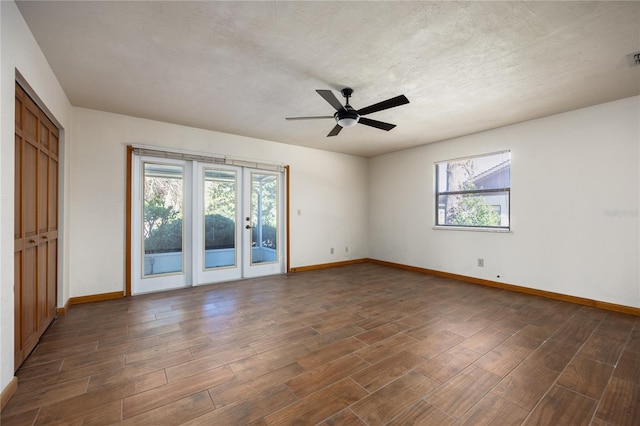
xmin=131 ymin=153 xmax=286 ymax=294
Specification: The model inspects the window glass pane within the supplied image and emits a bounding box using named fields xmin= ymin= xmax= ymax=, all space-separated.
xmin=436 ymin=151 xmax=510 ymax=192
xmin=437 ymin=191 xmax=509 ymax=227
xmin=143 ymin=163 xmax=184 ymax=276
xmin=251 ymin=173 xmax=278 ymax=264
xmin=204 ymin=169 xmax=237 ymax=269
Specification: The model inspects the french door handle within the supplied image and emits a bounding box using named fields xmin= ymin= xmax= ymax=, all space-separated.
xmin=245 ymin=225 xmax=252 ymax=229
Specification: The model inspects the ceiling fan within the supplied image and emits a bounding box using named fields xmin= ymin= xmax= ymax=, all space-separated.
xmin=286 ymin=88 xmax=409 ymax=137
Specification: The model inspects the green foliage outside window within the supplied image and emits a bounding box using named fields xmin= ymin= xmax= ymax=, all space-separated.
xmin=447 ymin=193 xmax=501 ymax=227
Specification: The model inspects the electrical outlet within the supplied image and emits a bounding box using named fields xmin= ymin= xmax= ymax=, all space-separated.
xmin=330 ymin=247 xmax=334 ymax=254
xmin=477 ymin=258 xmax=484 ymax=267
xmin=345 ymin=246 xmax=349 ymax=253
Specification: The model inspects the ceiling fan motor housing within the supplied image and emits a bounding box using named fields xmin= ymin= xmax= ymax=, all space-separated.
xmin=335 ymin=105 xmax=360 ymax=128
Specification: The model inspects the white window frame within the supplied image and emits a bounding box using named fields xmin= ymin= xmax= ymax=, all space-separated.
xmin=434 ymin=151 xmax=511 ymax=232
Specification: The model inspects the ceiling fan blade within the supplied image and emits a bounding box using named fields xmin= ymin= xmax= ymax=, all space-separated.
xmin=327 ymin=124 xmax=342 ymax=137
xmin=285 ymin=116 xmax=334 ymax=120
xmin=316 ymin=90 xmax=345 ymax=111
xmin=358 ymin=117 xmax=396 ymax=131
xmin=357 ymin=95 xmax=409 ymax=116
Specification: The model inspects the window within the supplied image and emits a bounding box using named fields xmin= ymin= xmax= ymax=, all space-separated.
xmin=435 ymin=151 xmax=510 ymax=229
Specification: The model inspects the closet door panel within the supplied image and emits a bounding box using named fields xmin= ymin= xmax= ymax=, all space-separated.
xmin=47 ymin=240 xmax=58 ymax=318
xmin=15 ymin=134 xmax=22 ymax=239
xmin=37 ymin=243 xmax=48 ymax=331
xmin=38 ymin=150 xmax=48 ymax=232
xmin=49 ymin=158 xmax=58 ymax=229
xmin=23 ymin=134 xmax=38 ymax=240
xmin=14 ymin=252 xmax=21 ymax=361
xmin=20 ymin=244 xmax=38 ymax=361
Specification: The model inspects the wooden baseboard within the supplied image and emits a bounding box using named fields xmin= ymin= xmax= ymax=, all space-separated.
xmin=367 ymin=258 xmax=640 ymax=316
xmin=57 ymin=298 xmax=71 ymax=316
xmin=289 ymin=258 xmax=368 ymax=273
xmin=56 ymin=291 xmax=124 ymax=315
xmin=1 ymin=376 xmax=18 ymax=411
xmin=593 ymin=300 xmax=640 ymax=316
xmin=67 ymin=291 xmax=124 ymax=306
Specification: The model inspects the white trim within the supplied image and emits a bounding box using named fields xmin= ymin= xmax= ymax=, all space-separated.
xmin=432 ymin=226 xmax=512 ymax=233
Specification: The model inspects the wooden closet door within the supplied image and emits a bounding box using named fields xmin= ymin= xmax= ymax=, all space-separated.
xmin=14 ymin=83 xmax=59 ymax=371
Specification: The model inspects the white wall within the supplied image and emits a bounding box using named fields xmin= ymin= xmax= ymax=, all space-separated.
xmin=69 ymin=107 xmax=369 ymax=297
xmin=0 ymin=0 xmax=73 ymax=397
xmin=369 ymin=96 xmax=640 ymax=308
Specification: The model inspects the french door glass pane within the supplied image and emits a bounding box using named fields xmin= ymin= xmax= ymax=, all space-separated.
xmin=204 ymin=169 xmax=237 ymax=269
xmin=143 ymin=163 xmax=184 ymax=276
xmin=251 ymin=173 xmax=278 ymax=265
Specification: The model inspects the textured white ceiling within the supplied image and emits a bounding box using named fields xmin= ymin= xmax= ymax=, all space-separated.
xmin=16 ymin=1 xmax=640 ymax=157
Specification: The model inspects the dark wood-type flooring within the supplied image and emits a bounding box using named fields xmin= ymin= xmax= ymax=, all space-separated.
xmin=2 ymin=263 xmax=639 ymax=425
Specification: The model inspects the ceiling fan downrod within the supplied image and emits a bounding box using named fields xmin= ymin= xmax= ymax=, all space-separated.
xmin=341 ymin=87 xmax=354 ymax=105
xmin=336 ymin=88 xmax=359 ymax=128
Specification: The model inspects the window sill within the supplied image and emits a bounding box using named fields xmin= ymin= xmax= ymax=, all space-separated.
xmin=432 ymin=226 xmax=512 ymax=233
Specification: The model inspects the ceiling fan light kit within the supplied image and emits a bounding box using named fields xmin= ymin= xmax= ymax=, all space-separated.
xmin=286 ymin=87 xmax=409 ymax=137
xmin=337 ymin=116 xmax=359 ymax=128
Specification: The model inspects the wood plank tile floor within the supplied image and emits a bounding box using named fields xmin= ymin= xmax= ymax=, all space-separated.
xmin=2 ymin=263 xmax=639 ymax=425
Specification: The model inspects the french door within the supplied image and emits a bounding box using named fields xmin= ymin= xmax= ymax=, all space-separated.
xmin=132 ymin=154 xmax=285 ymax=295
